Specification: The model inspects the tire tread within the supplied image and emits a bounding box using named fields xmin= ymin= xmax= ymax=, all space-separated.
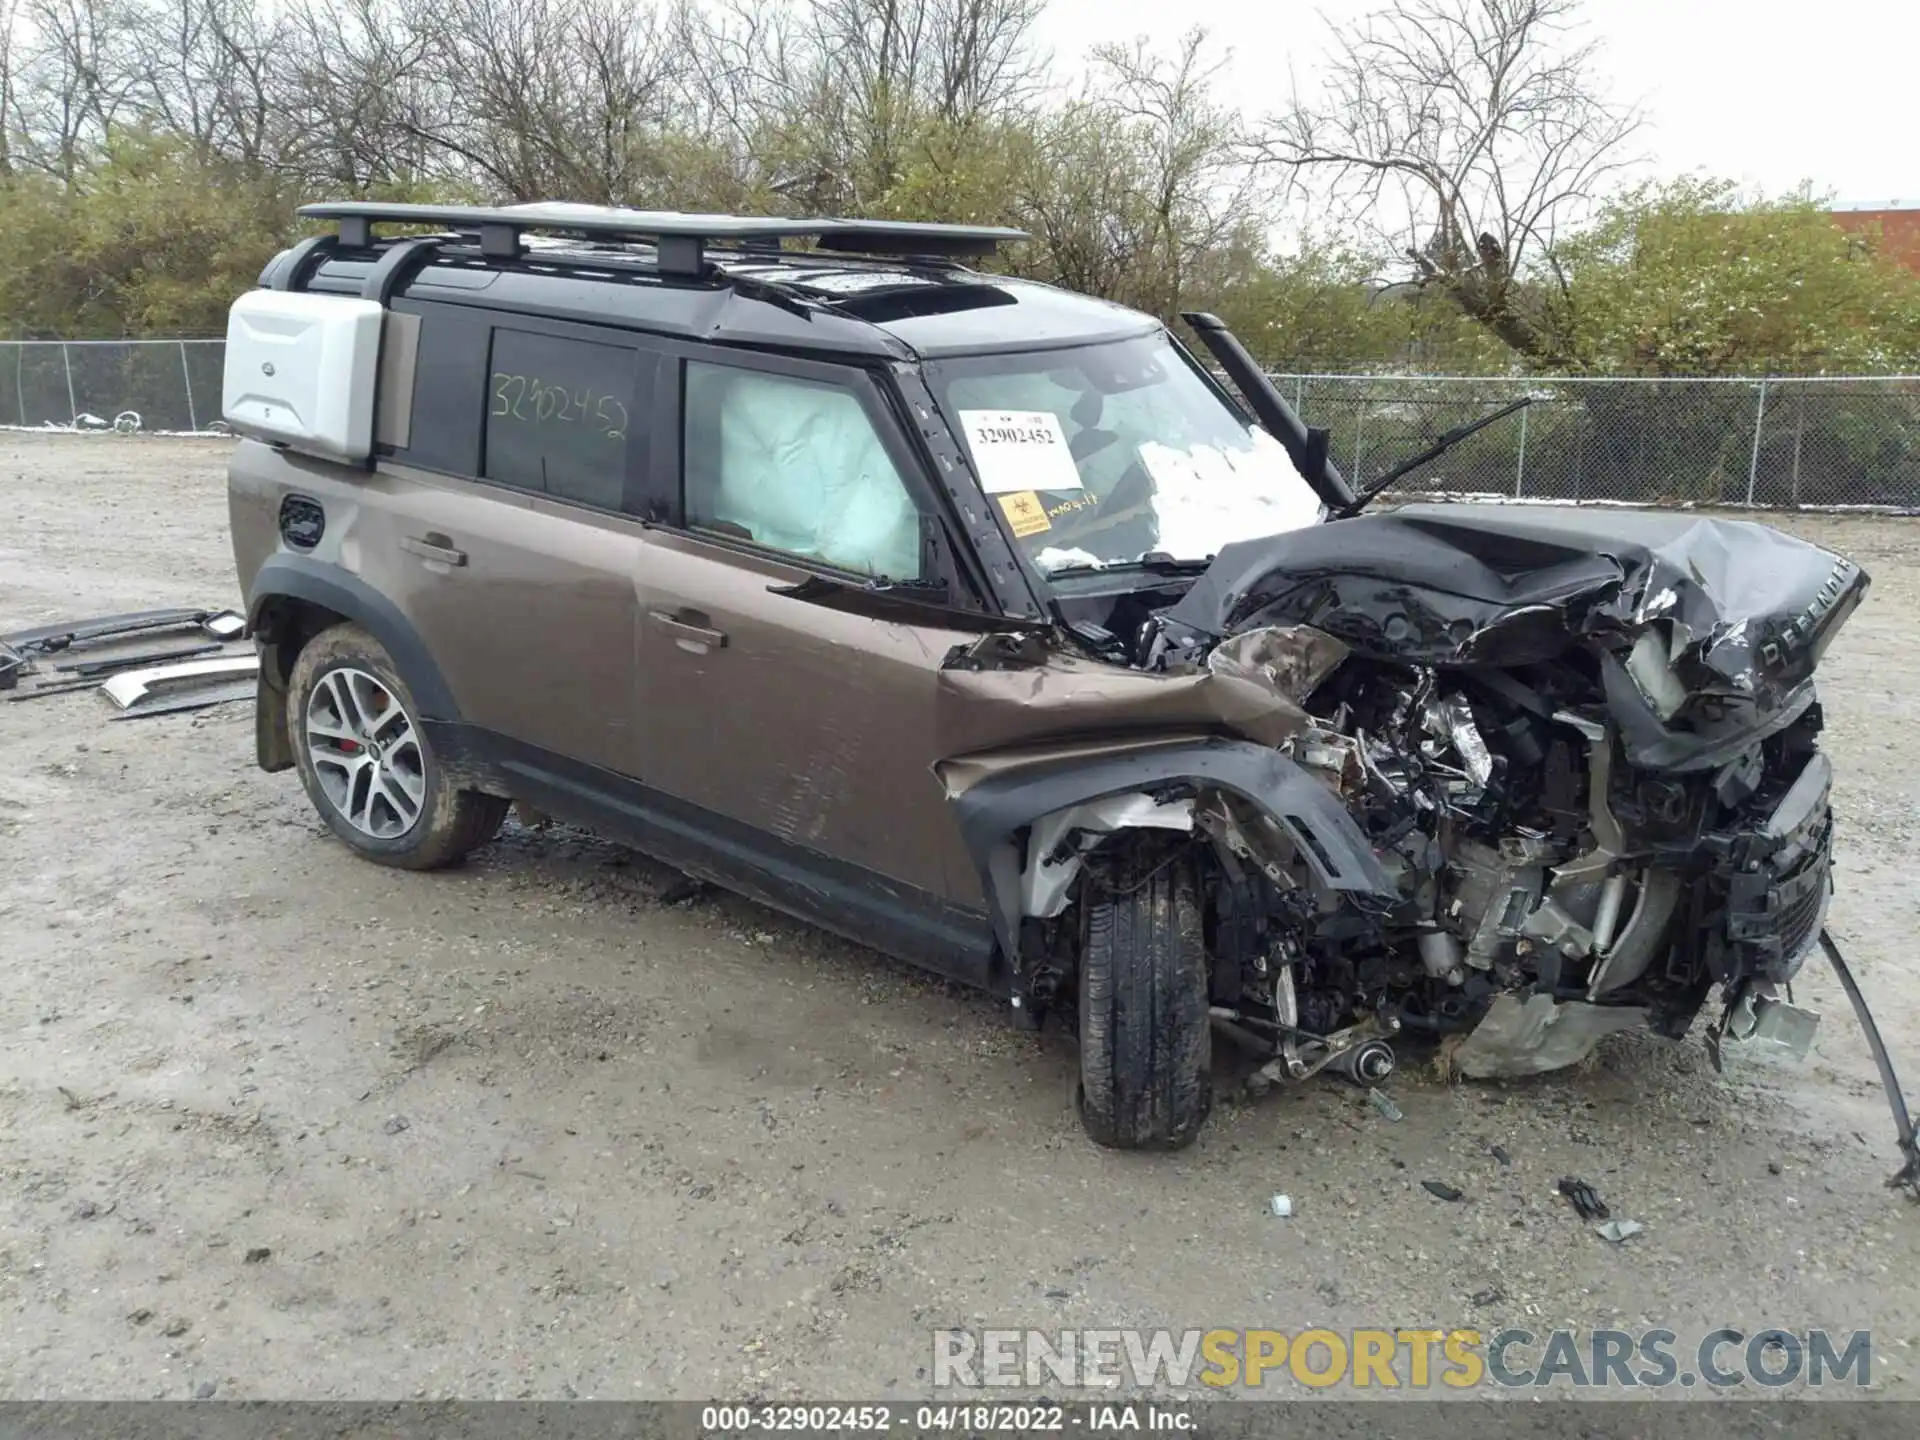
xmin=1077 ymin=840 xmax=1211 ymax=1149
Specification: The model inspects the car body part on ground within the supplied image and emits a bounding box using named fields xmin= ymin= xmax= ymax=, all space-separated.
xmin=1365 ymin=1088 xmax=1403 ymax=1122
xmin=0 ymin=641 xmax=26 ymax=690
xmin=1 ymin=606 xmax=208 ymax=652
xmin=5 ymin=675 xmax=105 ymax=701
xmin=106 ymin=680 xmax=258 ymax=720
xmin=223 ymin=198 xmax=1873 ymax=1155
xmin=54 ymin=641 xmax=223 ymax=676
xmin=1 ymin=606 xmax=244 ymax=655
xmin=1557 ymin=1177 xmax=1611 ymax=1221
xmin=101 ymin=654 xmax=259 ymax=715
xmin=5 ymin=640 xmax=242 ymax=703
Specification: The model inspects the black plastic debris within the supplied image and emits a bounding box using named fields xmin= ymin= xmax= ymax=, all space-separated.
xmin=1818 ymin=930 xmax=1920 ymax=1196
xmin=54 ymin=641 xmax=222 ymax=677
xmin=1 ymin=606 xmax=243 ymax=654
xmin=1556 ymin=1176 xmax=1610 ymax=1221
xmin=1422 ymin=1180 xmax=1464 ymax=1202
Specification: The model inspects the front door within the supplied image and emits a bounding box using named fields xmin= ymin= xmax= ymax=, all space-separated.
xmin=633 ymin=352 xmax=996 ymax=977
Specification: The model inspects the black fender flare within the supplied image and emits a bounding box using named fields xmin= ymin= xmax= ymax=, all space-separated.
xmin=247 ymin=553 xmax=460 ymax=720
xmin=944 ymin=736 xmax=1395 ymax=964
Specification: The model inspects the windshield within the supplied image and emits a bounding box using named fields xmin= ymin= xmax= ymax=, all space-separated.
xmin=929 ymin=332 xmax=1322 ymax=575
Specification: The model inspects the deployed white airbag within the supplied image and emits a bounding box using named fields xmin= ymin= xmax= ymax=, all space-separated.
xmin=223 ymin=290 xmax=384 ymax=462
xmin=702 ymin=370 xmax=920 ymax=579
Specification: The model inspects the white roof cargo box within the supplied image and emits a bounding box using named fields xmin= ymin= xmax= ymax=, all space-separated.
xmin=222 ymin=290 xmax=384 ymax=462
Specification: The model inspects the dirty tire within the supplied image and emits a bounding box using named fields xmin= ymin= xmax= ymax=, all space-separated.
xmin=1077 ymin=839 xmax=1212 ymax=1150
xmin=287 ymin=623 xmax=507 ymax=870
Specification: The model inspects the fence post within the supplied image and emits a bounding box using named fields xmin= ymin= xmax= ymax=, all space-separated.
xmin=61 ymin=343 xmax=78 ymax=426
xmin=1790 ymin=387 xmax=1807 ymax=509
xmin=179 ymin=342 xmax=199 ymax=432
xmin=1352 ymin=404 xmax=1367 ymax=480
xmin=13 ymin=346 xmax=23 ymax=428
xmin=1745 ymin=377 xmax=1769 ymax=507
xmin=1294 ymin=377 xmax=1305 ymax=414
xmin=1514 ymin=402 xmax=1530 ymax=497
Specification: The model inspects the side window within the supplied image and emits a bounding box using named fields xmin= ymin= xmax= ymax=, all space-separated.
xmin=683 ymin=361 xmax=923 ymax=580
xmin=484 ymin=328 xmax=637 ymax=511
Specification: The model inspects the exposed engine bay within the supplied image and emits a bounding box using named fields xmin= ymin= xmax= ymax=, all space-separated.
xmin=983 ymin=504 xmax=1869 ymax=1086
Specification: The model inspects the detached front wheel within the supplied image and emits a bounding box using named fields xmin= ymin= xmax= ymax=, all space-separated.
xmin=1076 ymin=838 xmax=1212 ymax=1150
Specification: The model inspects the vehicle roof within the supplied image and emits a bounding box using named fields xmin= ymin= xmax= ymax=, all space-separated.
xmin=286 ymin=234 xmax=1159 ymax=363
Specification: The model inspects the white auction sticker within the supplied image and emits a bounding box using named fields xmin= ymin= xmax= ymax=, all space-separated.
xmin=957 ymin=410 xmax=1084 ymax=494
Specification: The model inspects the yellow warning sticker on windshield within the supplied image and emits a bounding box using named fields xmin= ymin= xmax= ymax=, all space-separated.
xmin=998 ymin=490 xmax=1053 ymax=538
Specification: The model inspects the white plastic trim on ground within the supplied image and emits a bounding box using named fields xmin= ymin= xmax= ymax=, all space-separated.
xmin=1 ymin=415 xmax=232 ymax=437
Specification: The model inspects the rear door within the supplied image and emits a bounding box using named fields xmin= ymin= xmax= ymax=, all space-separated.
xmin=368 ymin=295 xmax=660 ymax=775
xmin=632 ymin=349 xmax=997 ymax=976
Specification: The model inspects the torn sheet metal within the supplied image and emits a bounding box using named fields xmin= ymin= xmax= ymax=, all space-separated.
xmin=1424 ymin=693 xmax=1494 ymax=788
xmin=1204 ymin=624 xmax=1349 ymax=706
xmin=1718 ymin=987 xmax=1821 ymax=1060
xmin=1163 ymin=507 xmax=1868 ymax=771
xmin=1451 ymin=993 xmax=1648 ymax=1079
xmin=100 ymin=654 xmax=259 ymax=714
xmin=937 ymin=647 xmax=1314 ymax=754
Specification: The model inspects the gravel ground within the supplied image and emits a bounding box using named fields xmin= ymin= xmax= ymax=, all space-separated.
xmin=2 ymin=434 xmax=1918 ymax=1403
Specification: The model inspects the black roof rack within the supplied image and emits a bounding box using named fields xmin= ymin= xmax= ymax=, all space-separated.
xmin=297 ymin=202 xmax=1028 ymax=279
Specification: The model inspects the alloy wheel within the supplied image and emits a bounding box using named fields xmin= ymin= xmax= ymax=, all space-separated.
xmin=304 ymin=666 xmax=426 ymax=839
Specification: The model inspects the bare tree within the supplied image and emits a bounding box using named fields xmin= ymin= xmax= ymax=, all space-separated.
xmin=0 ymin=0 xmax=21 ymax=175
xmin=1015 ymin=28 xmax=1268 ymax=316
xmin=1089 ymin=29 xmax=1261 ymax=312
xmin=119 ymin=0 xmax=282 ymax=167
xmin=1257 ymin=0 xmax=1640 ymax=363
xmin=767 ymin=0 xmax=1045 ymax=210
xmin=274 ymin=0 xmax=439 ymax=193
xmin=18 ymin=0 xmax=141 ymax=180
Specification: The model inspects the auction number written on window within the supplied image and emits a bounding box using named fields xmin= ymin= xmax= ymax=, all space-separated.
xmin=490 ymin=371 xmax=627 ymax=442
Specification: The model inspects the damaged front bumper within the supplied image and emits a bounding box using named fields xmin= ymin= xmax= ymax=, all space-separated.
xmin=1456 ymin=742 xmax=1838 ymax=1078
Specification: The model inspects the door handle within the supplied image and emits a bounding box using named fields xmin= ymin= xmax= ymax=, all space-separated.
xmin=649 ymin=610 xmax=728 ymax=650
xmin=402 ymin=534 xmax=467 ymax=567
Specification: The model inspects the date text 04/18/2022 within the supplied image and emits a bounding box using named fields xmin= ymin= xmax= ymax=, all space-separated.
xmin=698 ymin=1403 xmax=1195 ymax=1434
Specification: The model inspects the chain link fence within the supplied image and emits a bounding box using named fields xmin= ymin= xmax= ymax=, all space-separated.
xmin=1280 ymin=373 xmax=1920 ymax=510
xmin=8 ymin=342 xmax=1920 ymax=510
xmin=0 ymin=339 xmax=226 ymax=434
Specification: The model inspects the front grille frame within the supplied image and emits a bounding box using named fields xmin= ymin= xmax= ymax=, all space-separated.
xmin=1718 ymin=753 xmax=1835 ymax=983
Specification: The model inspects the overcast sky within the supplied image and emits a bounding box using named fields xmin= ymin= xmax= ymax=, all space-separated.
xmin=1034 ymin=0 xmax=1917 ymax=205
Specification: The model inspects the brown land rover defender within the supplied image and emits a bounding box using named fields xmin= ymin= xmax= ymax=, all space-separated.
xmin=227 ymin=201 xmax=1868 ymax=1153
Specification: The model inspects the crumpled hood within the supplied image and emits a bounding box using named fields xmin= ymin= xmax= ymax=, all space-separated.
xmin=1165 ymin=504 xmax=1869 ymax=707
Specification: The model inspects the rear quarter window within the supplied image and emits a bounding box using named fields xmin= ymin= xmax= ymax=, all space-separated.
xmin=484 ymin=328 xmax=637 ymax=511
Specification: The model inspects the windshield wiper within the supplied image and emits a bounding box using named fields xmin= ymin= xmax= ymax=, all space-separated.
xmin=1048 ymin=552 xmax=1212 ymax=578
xmin=1334 ymin=397 xmax=1536 ymax=518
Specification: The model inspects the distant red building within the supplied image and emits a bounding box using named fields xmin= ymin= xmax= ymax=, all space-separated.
xmin=1831 ymin=201 xmax=1920 ymax=272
